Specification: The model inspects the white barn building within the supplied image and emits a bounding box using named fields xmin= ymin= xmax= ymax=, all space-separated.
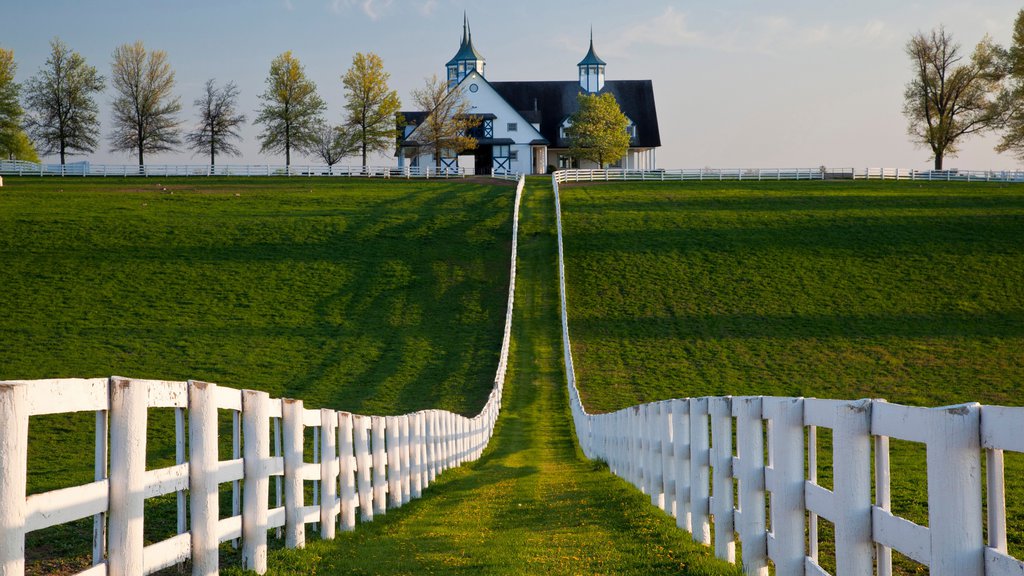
xmin=397 ymin=18 xmax=660 ymax=175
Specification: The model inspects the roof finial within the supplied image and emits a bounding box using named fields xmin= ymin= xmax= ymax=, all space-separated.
xmin=463 ymin=12 xmax=469 ymax=44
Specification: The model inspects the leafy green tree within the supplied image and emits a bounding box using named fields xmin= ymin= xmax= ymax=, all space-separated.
xmin=185 ymin=79 xmax=246 ymax=166
xmin=255 ymin=51 xmax=326 ymax=166
xmin=342 ymin=52 xmax=402 ymax=167
xmin=24 ymin=38 xmax=105 ymax=165
xmin=995 ymin=10 xmax=1024 ymax=162
xmin=109 ymin=41 xmax=182 ymax=167
xmin=5 ymin=129 xmax=40 ymax=162
xmin=565 ymin=92 xmax=631 ymax=168
xmin=903 ymin=27 xmax=1003 ymax=170
xmin=409 ymin=75 xmax=478 ymax=168
xmin=0 ymin=47 xmax=24 ymax=159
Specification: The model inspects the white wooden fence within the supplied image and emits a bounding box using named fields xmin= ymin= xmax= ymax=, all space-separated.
xmin=552 ymin=167 xmax=1024 ymax=183
xmin=552 ymin=171 xmax=1024 ymax=576
xmin=0 ymin=176 xmax=523 ymax=576
xmin=0 ymin=160 xmax=504 ymax=179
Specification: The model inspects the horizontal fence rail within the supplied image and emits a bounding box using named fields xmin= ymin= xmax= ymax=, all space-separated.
xmin=0 ymin=176 xmax=523 ymax=576
xmin=551 ymin=171 xmax=1024 ymax=576
xmin=0 ymin=160 xmax=521 ymax=180
xmin=552 ymin=167 xmax=1024 ymax=183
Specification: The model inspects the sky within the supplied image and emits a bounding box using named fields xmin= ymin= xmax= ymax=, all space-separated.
xmin=3 ymin=0 xmax=1022 ymax=170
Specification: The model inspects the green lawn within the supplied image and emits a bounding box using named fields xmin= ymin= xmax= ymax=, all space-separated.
xmin=0 ymin=176 xmax=514 ymax=572
xmin=559 ymin=179 xmax=1024 ymax=571
xmin=226 ymin=176 xmax=738 ymax=576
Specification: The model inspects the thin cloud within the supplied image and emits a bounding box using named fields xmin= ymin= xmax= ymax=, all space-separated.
xmin=330 ymin=0 xmax=394 ymax=20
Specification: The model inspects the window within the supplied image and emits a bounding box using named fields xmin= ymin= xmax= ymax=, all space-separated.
xmin=509 ymin=150 xmax=518 ymax=161
xmin=494 ymin=145 xmax=510 ymax=158
xmin=507 ymin=122 xmax=518 ymax=132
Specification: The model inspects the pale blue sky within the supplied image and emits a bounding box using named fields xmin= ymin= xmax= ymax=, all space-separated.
xmin=4 ymin=0 xmax=1022 ymax=169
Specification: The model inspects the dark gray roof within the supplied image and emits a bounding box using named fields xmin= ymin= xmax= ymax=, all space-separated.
xmin=490 ymin=80 xmax=660 ymax=148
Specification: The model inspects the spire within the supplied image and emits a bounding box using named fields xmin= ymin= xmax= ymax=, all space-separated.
xmin=446 ymin=13 xmax=486 ymax=87
xmin=578 ymin=27 xmax=606 ymax=92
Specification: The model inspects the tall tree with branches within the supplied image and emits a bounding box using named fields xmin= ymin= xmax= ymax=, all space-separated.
xmin=109 ymin=41 xmax=182 ymax=167
xmin=0 ymin=47 xmax=24 ymax=159
xmin=995 ymin=9 xmax=1024 ymax=162
xmin=903 ymin=26 xmax=1003 ymax=170
xmin=255 ymin=51 xmax=325 ymax=166
xmin=308 ymin=122 xmax=357 ymax=167
xmin=24 ymin=38 xmax=105 ymax=165
xmin=185 ymin=79 xmax=246 ymax=167
xmin=409 ymin=75 xmax=478 ymax=169
xmin=341 ymin=52 xmax=402 ymax=167
xmin=565 ymin=92 xmax=631 ymax=168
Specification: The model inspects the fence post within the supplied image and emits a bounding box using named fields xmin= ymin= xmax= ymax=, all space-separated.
xmin=833 ymin=400 xmax=872 ymax=576
xmin=763 ymin=397 xmax=804 ymax=575
xmin=242 ymin=390 xmax=270 ymax=574
xmin=411 ymin=413 xmax=424 ymax=498
xmin=281 ymin=398 xmax=306 ymax=549
xmin=400 ymin=415 xmax=411 ymax=504
xmin=425 ymin=411 xmax=437 ymax=484
xmin=928 ymin=404 xmax=983 ymax=576
xmin=371 ymin=416 xmax=388 ymax=515
xmin=710 ymin=396 xmax=736 ymax=562
xmin=94 ymin=407 xmax=110 ymax=566
xmin=386 ymin=416 xmax=402 ymax=509
xmin=189 ymin=381 xmax=219 ymax=576
xmin=320 ymin=408 xmax=338 ymax=540
xmin=0 ymin=382 xmax=28 ymax=576
xmin=660 ymin=401 xmax=675 ymax=517
xmin=672 ymin=399 xmax=691 ymax=532
xmin=353 ymin=415 xmax=373 ymax=521
xmin=689 ymin=397 xmax=711 ymax=545
xmin=107 ymin=377 xmax=147 ymax=576
xmin=337 ymin=412 xmax=357 ymax=531
xmin=733 ymin=396 xmax=767 ymax=575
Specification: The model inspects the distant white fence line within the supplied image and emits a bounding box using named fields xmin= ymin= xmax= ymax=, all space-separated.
xmin=0 ymin=176 xmax=524 ymax=576
xmin=552 ymin=167 xmax=1024 ymax=183
xmin=0 ymin=160 xmax=524 ymax=180
xmin=551 ymin=171 xmax=1024 ymax=576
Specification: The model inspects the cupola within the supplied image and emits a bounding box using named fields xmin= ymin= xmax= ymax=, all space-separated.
xmin=578 ymin=29 xmax=606 ymax=93
xmin=446 ymin=14 xmax=485 ymax=89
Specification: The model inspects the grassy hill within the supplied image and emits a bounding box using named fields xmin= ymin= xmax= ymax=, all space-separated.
xmin=558 ymin=179 xmax=1024 ymax=570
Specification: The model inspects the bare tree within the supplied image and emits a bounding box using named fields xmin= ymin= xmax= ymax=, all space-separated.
xmin=109 ymin=41 xmax=182 ymax=167
xmin=903 ymin=27 xmax=1002 ymax=170
xmin=186 ymin=79 xmax=246 ymax=167
xmin=408 ymin=75 xmax=479 ymax=168
xmin=24 ymin=38 xmax=105 ymax=165
xmin=308 ymin=122 xmax=357 ymax=166
xmin=255 ymin=51 xmax=325 ymax=166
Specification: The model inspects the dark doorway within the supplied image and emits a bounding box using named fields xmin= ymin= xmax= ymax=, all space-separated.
xmin=474 ymin=146 xmax=493 ymax=176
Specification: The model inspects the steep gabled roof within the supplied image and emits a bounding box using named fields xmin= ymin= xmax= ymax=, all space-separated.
xmin=490 ymin=80 xmax=660 ymax=148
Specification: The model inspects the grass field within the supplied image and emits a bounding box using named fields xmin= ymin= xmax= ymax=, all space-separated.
xmin=559 ymin=179 xmax=1024 ymax=571
xmin=0 ymin=176 xmax=515 ymax=572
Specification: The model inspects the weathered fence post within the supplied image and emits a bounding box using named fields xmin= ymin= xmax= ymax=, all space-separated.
xmin=189 ymin=381 xmax=219 ymax=576
xmin=337 ymin=412 xmax=357 ymax=532
xmin=733 ymin=396 xmax=767 ymax=575
xmin=833 ymin=399 xmax=872 ymax=575
xmin=0 ymin=382 xmax=28 ymax=576
xmin=763 ymin=397 xmax=805 ymax=575
xmin=281 ymin=399 xmax=305 ymax=549
xmin=689 ymin=397 xmax=711 ymax=545
xmin=242 ymin=390 xmax=270 ymax=574
xmin=710 ymin=396 xmax=735 ymax=562
xmin=108 ymin=377 xmax=147 ymax=576
xmin=928 ymin=404 xmax=983 ymax=576
xmin=320 ymin=408 xmax=338 ymax=539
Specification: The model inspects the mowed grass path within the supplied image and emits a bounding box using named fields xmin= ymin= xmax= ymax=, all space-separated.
xmin=230 ymin=178 xmax=738 ymax=575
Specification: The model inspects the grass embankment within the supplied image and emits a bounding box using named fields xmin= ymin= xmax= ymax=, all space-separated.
xmin=1 ymin=176 xmax=513 ymax=573
xmin=559 ymin=180 xmax=1024 ymax=571
xmin=225 ymin=176 xmax=738 ymax=575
